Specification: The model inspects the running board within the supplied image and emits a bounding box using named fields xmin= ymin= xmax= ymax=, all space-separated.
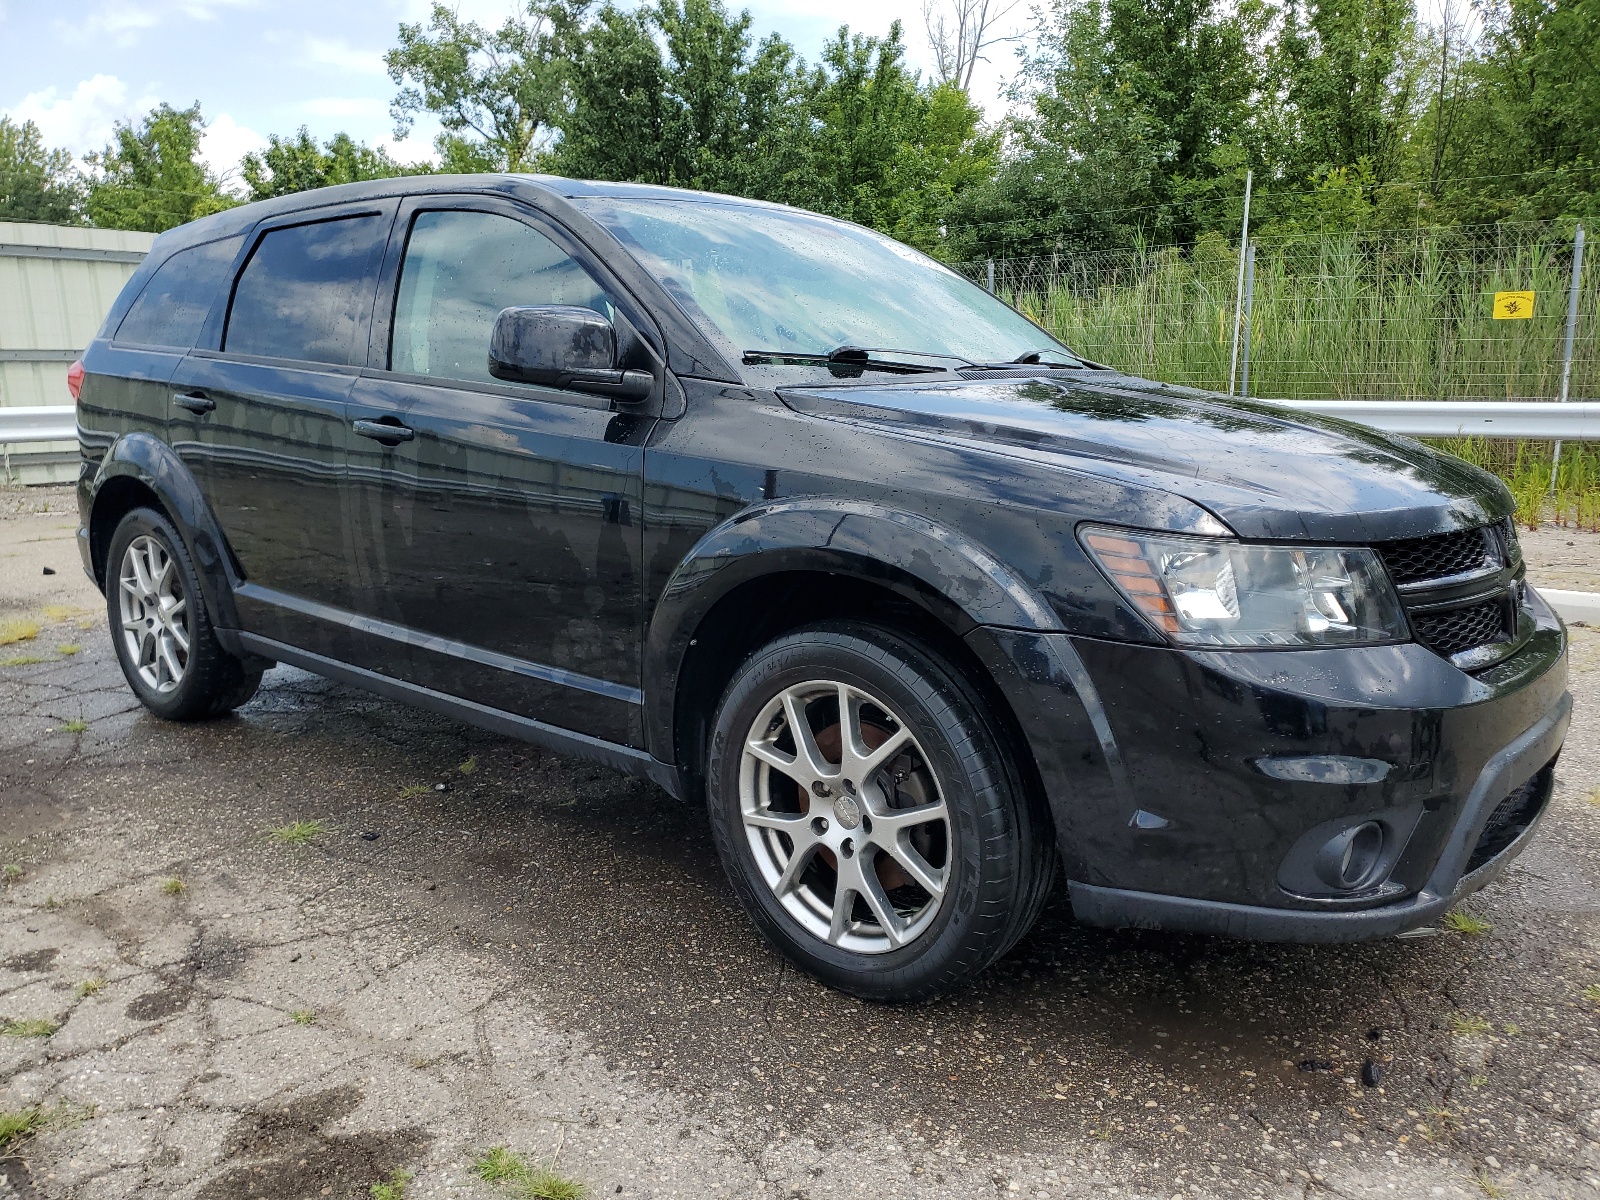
xmin=237 ymin=632 xmax=683 ymax=799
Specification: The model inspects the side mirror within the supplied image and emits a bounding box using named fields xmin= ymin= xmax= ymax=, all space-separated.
xmin=488 ymin=305 xmax=652 ymax=402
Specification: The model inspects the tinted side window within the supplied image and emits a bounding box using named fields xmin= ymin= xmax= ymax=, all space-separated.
xmin=114 ymin=235 xmax=244 ymax=349
xmin=391 ymin=209 xmax=614 ymax=385
xmin=225 ymin=214 xmax=388 ymax=366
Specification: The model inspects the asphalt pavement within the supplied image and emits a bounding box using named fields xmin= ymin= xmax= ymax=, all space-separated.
xmin=2 ymin=488 xmax=1599 ymax=1200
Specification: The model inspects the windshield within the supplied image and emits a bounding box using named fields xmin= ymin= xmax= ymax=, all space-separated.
xmin=576 ymin=197 xmax=1076 ymax=369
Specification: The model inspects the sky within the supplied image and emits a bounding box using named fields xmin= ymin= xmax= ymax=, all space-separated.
xmin=0 ymin=0 xmax=1032 ymax=189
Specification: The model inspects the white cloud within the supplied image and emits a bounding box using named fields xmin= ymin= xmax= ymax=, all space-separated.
xmin=300 ymin=96 xmax=390 ymax=120
xmin=306 ymin=36 xmax=389 ymax=76
xmin=83 ymin=0 xmax=256 ymax=46
xmin=9 ymin=74 xmax=136 ymax=153
xmin=200 ymin=110 xmax=266 ymax=180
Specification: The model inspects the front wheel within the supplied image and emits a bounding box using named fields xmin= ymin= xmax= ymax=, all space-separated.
xmin=105 ymin=507 xmax=262 ymax=721
xmin=706 ymin=622 xmax=1056 ymax=1001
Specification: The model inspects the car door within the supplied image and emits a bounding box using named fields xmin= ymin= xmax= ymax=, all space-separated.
xmin=169 ymin=202 xmax=395 ymax=654
xmin=343 ymin=196 xmax=660 ymax=745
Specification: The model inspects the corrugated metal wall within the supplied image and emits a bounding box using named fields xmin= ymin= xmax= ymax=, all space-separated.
xmin=0 ymin=221 xmax=154 ymax=484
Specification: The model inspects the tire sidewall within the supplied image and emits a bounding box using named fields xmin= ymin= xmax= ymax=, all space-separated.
xmin=707 ymin=627 xmax=1013 ymax=999
xmin=105 ymin=508 xmax=211 ymax=720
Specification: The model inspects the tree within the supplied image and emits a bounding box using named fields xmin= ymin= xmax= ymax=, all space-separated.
xmin=386 ymin=1 xmax=587 ymax=171
xmin=945 ymin=0 xmax=1266 ymax=256
xmin=1271 ymin=0 xmax=1422 ymax=189
xmin=84 ymin=103 xmax=233 ymax=233
xmin=241 ymin=129 xmax=419 ymax=200
xmin=555 ymin=0 xmax=807 ymax=197
xmin=1430 ymin=0 xmax=1599 ymax=223
xmin=922 ymin=0 xmax=1020 ymax=92
xmin=0 ymin=117 xmax=84 ymax=224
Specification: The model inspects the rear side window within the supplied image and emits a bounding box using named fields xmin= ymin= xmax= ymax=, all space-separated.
xmin=391 ymin=209 xmax=614 ymax=385
xmin=114 ymin=235 xmax=244 ymax=349
xmin=224 ymin=214 xmax=388 ymax=366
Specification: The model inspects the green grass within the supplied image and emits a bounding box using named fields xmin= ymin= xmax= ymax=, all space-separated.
xmin=2 ymin=864 xmax=20 ymax=886
xmin=0 ymin=618 xmax=40 ymax=646
xmin=267 ymin=819 xmax=327 ymax=845
xmin=1 ymin=1016 xmax=60 ymax=1038
xmin=161 ymin=877 xmax=187 ymax=895
xmin=0 ymin=1106 xmax=51 ymax=1152
xmin=59 ymin=717 xmax=88 ymax=734
xmin=1583 ymin=984 xmax=1600 ymax=1006
xmin=288 ymin=1008 xmax=317 ymax=1025
xmin=1450 ymin=1012 xmax=1493 ymax=1036
xmin=57 ymin=644 xmax=80 ymax=656
xmin=1 ymin=654 xmax=48 ymax=667
xmin=0 ymin=1103 xmax=87 ymax=1153
xmin=370 ymin=1168 xmax=414 ymax=1199
xmin=74 ymin=978 xmax=105 ymax=998
xmin=398 ymin=783 xmax=432 ymax=800
xmin=473 ymin=1147 xmax=587 ymax=1200
xmin=458 ymin=755 xmax=478 ymax=775
xmin=1443 ymin=908 xmax=1494 ymax=935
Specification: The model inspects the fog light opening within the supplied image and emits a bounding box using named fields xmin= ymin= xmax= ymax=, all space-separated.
xmin=1315 ymin=821 xmax=1386 ymax=892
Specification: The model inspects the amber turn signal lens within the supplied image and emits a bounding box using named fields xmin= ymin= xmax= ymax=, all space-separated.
xmin=1081 ymin=530 xmax=1181 ymax=633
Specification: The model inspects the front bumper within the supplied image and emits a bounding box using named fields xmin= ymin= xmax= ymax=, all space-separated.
xmin=967 ymin=586 xmax=1569 ymax=941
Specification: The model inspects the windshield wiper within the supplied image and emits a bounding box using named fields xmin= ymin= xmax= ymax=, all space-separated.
xmin=1005 ymin=348 xmax=1083 ymax=368
xmin=741 ymin=345 xmax=957 ymax=374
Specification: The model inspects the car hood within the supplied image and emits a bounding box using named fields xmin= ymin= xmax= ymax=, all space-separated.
xmin=778 ymin=371 xmax=1512 ymax=542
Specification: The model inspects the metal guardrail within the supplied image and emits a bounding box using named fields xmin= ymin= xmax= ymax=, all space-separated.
xmin=4 ymin=400 xmax=1600 ymax=446
xmin=0 ymin=406 xmax=77 ymax=444
xmin=1272 ymin=399 xmax=1600 ymax=440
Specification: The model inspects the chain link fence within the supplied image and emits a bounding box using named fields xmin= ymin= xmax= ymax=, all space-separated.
xmin=953 ymin=223 xmax=1595 ymax=404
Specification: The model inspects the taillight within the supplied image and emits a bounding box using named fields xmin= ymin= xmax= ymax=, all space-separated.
xmin=67 ymin=359 xmax=85 ymax=402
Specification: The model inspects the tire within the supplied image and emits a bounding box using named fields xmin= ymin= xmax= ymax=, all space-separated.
xmin=105 ymin=507 xmax=263 ymax=721
xmin=706 ymin=622 xmax=1057 ymax=1002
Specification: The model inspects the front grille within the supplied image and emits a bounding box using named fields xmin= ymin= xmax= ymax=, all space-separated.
xmin=1467 ymin=766 xmax=1553 ymax=873
xmin=1378 ymin=527 xmax=1493 ymax=585
xmin=1412 ymin=599 xmax=1509 ymax=656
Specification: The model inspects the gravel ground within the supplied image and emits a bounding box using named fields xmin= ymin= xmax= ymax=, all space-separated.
xmin=2 ymin=486 xmax=1598 ymax=1200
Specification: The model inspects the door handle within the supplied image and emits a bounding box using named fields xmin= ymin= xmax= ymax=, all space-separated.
xmin=352 ymin=417 xmax=415 ymax=444
xmin=173 ymin=392 xmax=215 ymax=415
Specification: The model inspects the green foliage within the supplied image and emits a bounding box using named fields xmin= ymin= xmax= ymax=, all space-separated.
xmin=268 ymin=819 xmax=327 ymax=845
xmin=473 ymin=1147 xmax=586 ymax=1200
xmin=84 ymin=103 xmax=234 ymax=232
xmin=242 ymin=129 xmax=420 ymax=200
xmin=1443 ymin=908 xmax=1493 ymax=935
xmin=371 ymin=1168 xmax=414 ymax=1199
xmin=553 ymin=5 xmax=993 ymax=252
xmin=1 ymin=1016 xmax=60 ymax=1038
xmin=0 ymin=117 xmax=84 ymax=223
xmin=386 ymin=1 xmax=587 ymax=171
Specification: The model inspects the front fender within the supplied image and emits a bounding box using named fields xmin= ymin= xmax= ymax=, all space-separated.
xmin=86 ymin=432 xmax=243 ymax=632
xmin=643 ymin=496 xmax=1066 ymax=763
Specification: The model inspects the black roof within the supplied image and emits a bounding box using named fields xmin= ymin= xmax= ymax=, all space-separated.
xmin=152 ymin=173 xmax=793 ymax=254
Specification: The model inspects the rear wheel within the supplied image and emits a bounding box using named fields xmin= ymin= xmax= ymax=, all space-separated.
xmin=106 ymin=507 xmax=262 ymax=721
xmin=706 ymin=622 xmax=1056 ymax=1001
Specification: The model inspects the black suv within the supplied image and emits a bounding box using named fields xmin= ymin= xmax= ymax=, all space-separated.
xmin=73 ymin=175 xmax=1569 ymax=1000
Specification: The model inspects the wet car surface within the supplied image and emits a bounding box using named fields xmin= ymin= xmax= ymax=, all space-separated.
xmin=3 ymin=496 xmax=1599 ymax=1199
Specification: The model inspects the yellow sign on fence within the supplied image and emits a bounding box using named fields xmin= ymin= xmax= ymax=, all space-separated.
xmin=1493 ymin=290 xmax=1536 ymax=319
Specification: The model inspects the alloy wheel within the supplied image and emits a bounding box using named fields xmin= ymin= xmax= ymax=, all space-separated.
xmin=117 ymin=534 xmax=190 ymax=694
xmin=738 ymin=679 xmax=951 ymax=953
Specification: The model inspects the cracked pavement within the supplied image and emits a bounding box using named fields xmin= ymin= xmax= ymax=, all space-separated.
xmin=2 ymin=488 xmax=1599 ymax=1200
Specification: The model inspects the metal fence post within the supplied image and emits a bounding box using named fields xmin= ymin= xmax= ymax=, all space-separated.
xmin=986 ymin=258 xmax=995 ymax=294
xmin=1551 ymin=224 xmax=1586 ymax=494
xmin=1238 ymin=242 xmax=1257 ymax=399
xmin=1228 ymin=170 xmax=1253 ymax=396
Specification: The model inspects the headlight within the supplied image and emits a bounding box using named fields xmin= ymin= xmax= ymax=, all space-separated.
xmin=1080 ymin=525 xmax=1408 ymax=648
